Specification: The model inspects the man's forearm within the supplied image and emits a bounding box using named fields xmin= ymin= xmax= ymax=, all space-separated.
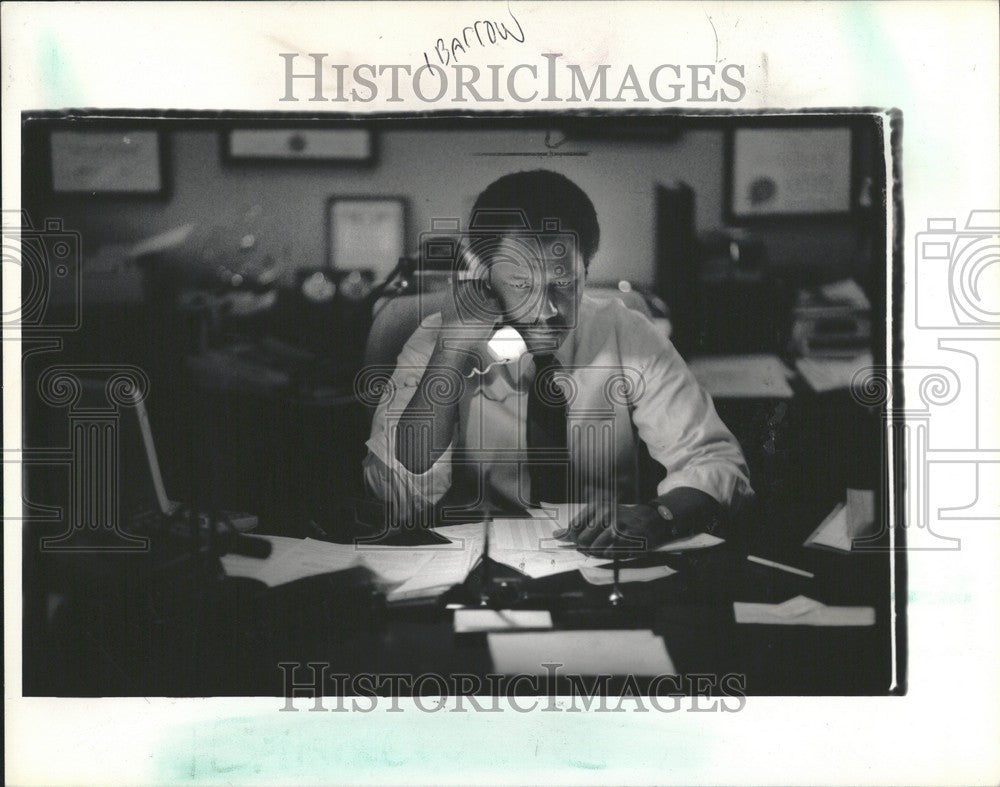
xmin=393 ymin=341 xmax=474 ymax=473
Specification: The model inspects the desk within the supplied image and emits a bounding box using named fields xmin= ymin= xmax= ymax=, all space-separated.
xmin=27 ymin=520 xmax=894 ymax=697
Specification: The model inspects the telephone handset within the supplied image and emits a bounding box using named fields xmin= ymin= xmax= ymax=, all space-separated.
xmin=456 ymin=255 xmax=528 ymax=371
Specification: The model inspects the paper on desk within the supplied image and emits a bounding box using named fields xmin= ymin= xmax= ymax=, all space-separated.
xmin=733 ymin=595 xmax=875 ymax=626
xmin=344 ymin=542 xmax=439 ymax=585
xmin=454 ymin=609 xmax=553 ymax=633
xmin=805 ymin=502 xmax=852 ymax=552
xmin=579 ymin=564 xmax=677 ymax=585
xmin=846 ymin=488 xmax=876 ymax=538
xmin=796 ymin=352 xmax=873 ymax=393
xmin=531 ymin=504 xmax=725 ymax=553
xmin=384 ymin=540 xmax=482 ymax=602
xmin=492 ymin=547 xmax=604 ymax=579
xmin=221 ymin=535 xmax=361 ymax=588
xmin=687 ymin=354 xmax=794 ymax=399
xmin=656 ymin=531 xmax=725 ymax=551
xmin=439 ymin=515 xmax=600 ymax=579
xmin=488 ymin=630 xmax=676 ymax=676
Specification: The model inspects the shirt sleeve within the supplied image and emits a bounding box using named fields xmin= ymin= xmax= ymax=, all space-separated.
xmin=362 ymin=314 xmax=456 ymax=520
xmin=622 ymin=310 xmax=754 ymax=510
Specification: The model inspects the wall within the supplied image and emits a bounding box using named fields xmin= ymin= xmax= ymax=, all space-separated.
xmin=37 ymin=125 xmax=865 ymax=287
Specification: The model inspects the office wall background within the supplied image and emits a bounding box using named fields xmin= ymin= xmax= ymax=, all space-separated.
xmin=39 ymin=126 xmax=866 ymax=286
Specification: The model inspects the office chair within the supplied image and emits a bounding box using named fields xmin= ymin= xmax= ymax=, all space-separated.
xmin=362 ymin=286 xmax=652 ymax=369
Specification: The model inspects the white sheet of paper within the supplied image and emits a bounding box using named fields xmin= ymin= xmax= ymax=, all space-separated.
xmin=655 ymin=531 xmax=725 ymax=552
xmin=439 ymin=514 xmax=600 ymax=578
xmin=687 ymin=354 xmax=794 ymax=399
xmin=346 ymin=543 xmax=439 ymax=585
xmin=579 ymin=564 xmax=677 ymax=585
xmin=733 ymin=595 xmax=875 ymax=626
xmin=804 ymin=502 xmax=853 ymax=552
xmin=796 ymin=352 xmax=873 ymax=393
xmin=846 ymin=488 xmax=876 ymax=537
xmin=221 ymin=536 xmax=362 ymax=588
xmin=491 ymin=547 xmax=604 ymax=579
xmin=454 ymin=609 xmax=553 ymax=633
xmin=531 ymin=504 xmax=725 ymax=553
xmin=490 ymin=516 xmax=567 ymax=552
xmin=488 ymin=630 xmax=676 ymax=676
xmin=384 ymin=542 xmax=480 ymax=601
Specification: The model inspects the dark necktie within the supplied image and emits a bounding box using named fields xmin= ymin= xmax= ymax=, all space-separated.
xmin=526 ymin=354 xmax=569 ymax=504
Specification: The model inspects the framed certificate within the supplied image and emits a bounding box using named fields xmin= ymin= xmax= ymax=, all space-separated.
xmin=49 ymin=129 xmax=167 ymax=196
xmin=725 ymin=124 xmax=855 ymax=220
xmin=326 ymin=196 xmax=407 ymax=278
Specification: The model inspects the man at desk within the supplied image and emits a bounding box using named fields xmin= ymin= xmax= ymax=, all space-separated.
xmin=364 ymin=170 xmax=752 ymax=556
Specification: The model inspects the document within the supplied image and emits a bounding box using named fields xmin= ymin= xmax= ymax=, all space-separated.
xmin=384 ymin=540 xmax=482 ymax=602
xmin=439 ymin=515 xmax=600 ymax=579
xmin=221 ymin=535 xmax=361 ymax=588
xmin=579 ymin=564 xmax=677 ymax=585
xmin=796 ymin=352 xmax=873 ymax=393
xmin=805 ymin=502 xmax=852 ymax=552
xmin=687 ymin=354 xmax=794 ymax=399
xmin=345 ymin=542 xmax=439 ymax=585
xmin=491 ymin=547 xmax=605 ymax=579
xmin=733 ymin=595 xmax=875 ymax=626
xmin=532 ymin=504 xmax=726 ymax=553
xmin=488 ymin=630 xmax=676 ymax=676
xmin=453 ymin=609 xmax=553 ymax=633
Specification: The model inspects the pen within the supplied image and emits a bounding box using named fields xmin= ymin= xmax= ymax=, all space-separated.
xmin=747 ymin=554 xmax=815 ymax=579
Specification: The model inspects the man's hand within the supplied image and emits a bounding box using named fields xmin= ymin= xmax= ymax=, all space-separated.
xmin=553 ymin=502 xmax=701 ymax=559
xmin=439 ymin=278 xmax=504 ymax=347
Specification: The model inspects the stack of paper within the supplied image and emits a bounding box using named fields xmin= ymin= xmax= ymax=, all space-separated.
xmin=488 ymin=630 xmax=675 ymax=676
xmin=733 ymin=595 xmax=875 ymax=626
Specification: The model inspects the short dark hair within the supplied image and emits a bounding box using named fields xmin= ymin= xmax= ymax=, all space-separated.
xmin=470 ymin=169 xmax=600 ymax=267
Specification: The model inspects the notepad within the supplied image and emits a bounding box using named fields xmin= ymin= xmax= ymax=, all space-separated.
xmin=733 ymin=595 xmax=875 ymax=626
xmin=488 ymin=630 xmax=676 ymax=676
xmin=454 ymin=609 xmax=553 ymax=633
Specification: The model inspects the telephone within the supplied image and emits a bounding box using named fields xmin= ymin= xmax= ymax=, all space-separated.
xmin=456 ymin=254 xmax=528 ymax=373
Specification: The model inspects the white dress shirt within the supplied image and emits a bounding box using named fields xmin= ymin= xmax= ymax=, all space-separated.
xmin=363 ymin=294 xmax=753 ymax=522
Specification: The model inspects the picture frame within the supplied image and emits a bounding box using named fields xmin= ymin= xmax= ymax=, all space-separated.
xmin=326 ymin=196 xmax=408 ymax=278
xmin=223 ymin=127 xmax=375 ymax=164
xmin=49 ymin=128 xmax=168 ymax=197
xmin=724 ymin=122 xmax=856 ymax=222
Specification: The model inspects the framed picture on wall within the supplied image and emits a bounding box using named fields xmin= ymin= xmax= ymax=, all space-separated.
xmin=223 ymin=127 xmax=375 ymax=164
xmin=326 ymin=197 xmax=407 ymax=278
xmin=49 ymin=129 xmax=167 ymax=196
xmin=725 ymin=124 xmax=855 ymax=221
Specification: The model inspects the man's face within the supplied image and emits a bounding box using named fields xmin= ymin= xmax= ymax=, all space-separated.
xmin=487 ymin=234 xmax=586 ymax=354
